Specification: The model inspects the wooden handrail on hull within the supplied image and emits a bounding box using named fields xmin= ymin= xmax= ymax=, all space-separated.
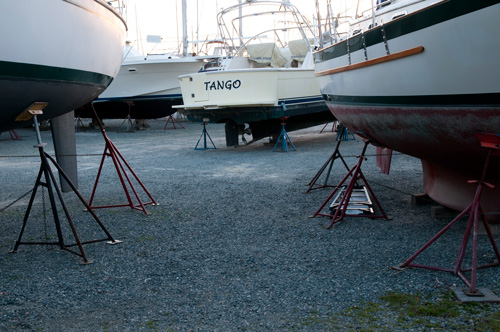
xmin=315 ymin=46 xmax=424 ymax=77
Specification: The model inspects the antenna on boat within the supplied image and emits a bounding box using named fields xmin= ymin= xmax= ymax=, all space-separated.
xmin=239 ymin=0 xmax=243 ymax=49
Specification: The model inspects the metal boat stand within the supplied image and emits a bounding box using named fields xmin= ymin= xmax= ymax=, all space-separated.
xmin=195 ymin=121 xmax=216 ymax=150
xmin=395 ymin=133 xmax=500 ymax=299
xmin=0 ymin=130 xmax=22 ymax=141
xmin=336 ymin=124 xmax=356 ymax=141
xmin=118 ymin=101 xmax=136 ymax=132
xmin=319 ymin=121 xmax=337 ymax=133
xmin=305 ymin=129 xmax=351 ymax=193
xmin=75 ymin=115 xmax=86 ymax=132
xmin=88 ymin=106 xmax=158 ymax=215
xmin=164 ymin=114 xmax=185 ymax=130
xmin=9 ymin=103 xmax=121 ymax=264
xmin=309 ymin=138 xmax=389 ymax=228
xmin=273 ymin=117 xmax=296 ymax=152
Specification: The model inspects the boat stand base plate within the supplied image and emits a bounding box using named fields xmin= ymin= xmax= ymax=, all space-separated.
xmin=451 ymin=287 xmax=500 ymax=303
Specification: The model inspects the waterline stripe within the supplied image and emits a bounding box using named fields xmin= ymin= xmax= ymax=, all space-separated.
xmin=0 ymin=61 xmax=113 ymax=86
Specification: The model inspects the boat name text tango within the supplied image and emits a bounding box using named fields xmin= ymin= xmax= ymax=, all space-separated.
xmin=204 ymin=80 xmax=241 ymax=91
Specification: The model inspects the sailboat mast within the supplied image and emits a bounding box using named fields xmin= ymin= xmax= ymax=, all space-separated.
xmin=370 ymin=0 xmax=376 ymax=28
xmin=316 ymin=0 xmax=323 ymax=48
xmin=182 ymin=0 xmax=188 ymax=56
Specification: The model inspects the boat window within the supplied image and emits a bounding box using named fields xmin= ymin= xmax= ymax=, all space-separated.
xmin=392 ymin=11 xmax=407 ymax=20
xmin=376 ymin=0 xmax=392 ymax=10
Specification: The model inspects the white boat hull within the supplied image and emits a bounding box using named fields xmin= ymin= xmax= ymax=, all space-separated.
xmin=177 ymin=66 xmax=331 ymax=145
xmin=315 ymin=0 xmax=500 ymax=215
xmin=179 ymin=68 xmax=322 ymax=110
xmin=82 ymin=56 xmax=208 ymax=119
xmin=0 ymin=0 xmax=126 ymax=131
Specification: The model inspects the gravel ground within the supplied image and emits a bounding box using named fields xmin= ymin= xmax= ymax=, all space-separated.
xmin=1 ymin=118 xmax=500 ymax=331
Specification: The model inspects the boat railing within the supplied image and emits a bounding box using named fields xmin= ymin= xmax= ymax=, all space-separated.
xmin=360 ymin=0 xmax=396 ymax=17
xmin=316 ymin=0 xmax=431 ymax=66
xmin=358 ymin=0 xmax=427 ymax=25
xmin=94 ymin=0 xmax=127 ymax=29
xmin=215 ymin=0 xmax=315 ymax=68
xmin=102 ymin=0 xmax=125 ymax=16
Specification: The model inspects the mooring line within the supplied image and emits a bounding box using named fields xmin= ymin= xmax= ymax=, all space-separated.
xmin=0 ymin=153 xmax=103 ymax=159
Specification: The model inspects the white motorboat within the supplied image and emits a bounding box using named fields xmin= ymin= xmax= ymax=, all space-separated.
xmin=77 ymin=42 xmax=216 ymax=120
xmin=176 ymin=0 xmax=332 ymax=146
xmin=78 ymin=0 xmax=221 ymax=121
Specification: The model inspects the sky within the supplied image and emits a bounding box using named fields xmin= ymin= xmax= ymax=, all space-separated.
xmin=123 ymin=0 xmax=366 ymax=55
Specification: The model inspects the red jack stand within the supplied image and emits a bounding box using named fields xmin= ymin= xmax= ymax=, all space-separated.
xmin=395 ymin=133 xmax=500 ymax=297
xmin=305 ymin=137 xmax=350 ymax=193
xmin=88 ymin=107 xmax=157 ymax=215
xmin=0 ymin=130 xmax=22 ymax=140
xmin=118 ymin=101 xmax=136 ymax=132
xmin=164 ymin=114 xmax=185 ymax=129
xmin=309 ymin=139 xmax=389 ymax=228
xmin=320 ymin=121 xmax=337 ymax=133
